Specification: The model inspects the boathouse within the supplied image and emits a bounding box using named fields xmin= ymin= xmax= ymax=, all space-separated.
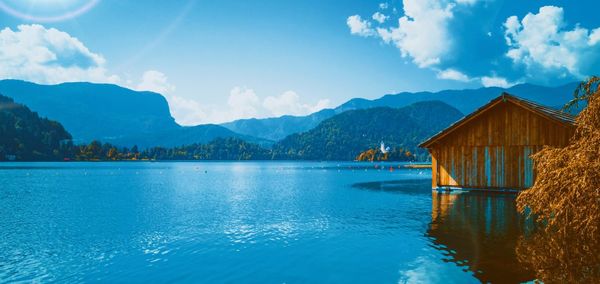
xmin=419 ymin=93 xmax=575 ymax=190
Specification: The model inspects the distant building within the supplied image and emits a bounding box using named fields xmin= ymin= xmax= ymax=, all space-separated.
xmin=420 ymin=93 xmax=576 ymax=190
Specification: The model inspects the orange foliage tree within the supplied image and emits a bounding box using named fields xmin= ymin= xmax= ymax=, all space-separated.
xmin=516 ymin=77 xmax=600 ymax=282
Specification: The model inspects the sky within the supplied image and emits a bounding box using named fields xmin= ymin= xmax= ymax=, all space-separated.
xmin=0 ymin=0 xmax=599 ymax=125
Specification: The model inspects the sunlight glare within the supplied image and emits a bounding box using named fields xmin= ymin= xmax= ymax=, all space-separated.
xmin=0 ymin=0 xmax=99 ymax=22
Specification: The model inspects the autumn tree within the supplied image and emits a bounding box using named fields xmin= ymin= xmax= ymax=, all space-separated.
xmin=516 ymin=77 xmax=600 ymax=282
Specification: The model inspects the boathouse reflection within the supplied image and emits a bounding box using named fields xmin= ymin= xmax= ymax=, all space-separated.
xmin=427 ymin=191 xmax=535 ymax=283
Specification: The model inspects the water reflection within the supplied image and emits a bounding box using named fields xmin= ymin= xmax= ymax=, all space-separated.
xmin=427 ymin=191 xmax=536 ymax=283
xmin=352 ymin=179 xmax=431 ymax=195
xmin=515 ymin=220 xmax=600 ymax=283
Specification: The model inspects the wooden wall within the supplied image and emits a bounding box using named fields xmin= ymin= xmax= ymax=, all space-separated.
xmin=430 ymin=101 xmax=575 ymax=189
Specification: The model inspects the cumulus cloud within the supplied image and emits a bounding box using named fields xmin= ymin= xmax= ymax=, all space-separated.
xmin=455 ymin=0 xmax=478 ymax=5
xmin=349 ymin=2 xmax=600 ymax=86
xmin=346 ymin=15 xmax=375 ymax=37
xmin=503 ymin=6 xmax=600 ymax=80
xmin=137 ymin=70 xmax=176 ymax=94
xmin=349 ymin=0 xmax=508 ymax=83
xmin=0 ymin=24 xmax=119 ymax=84
xmin=372 ymin=12 xmax=388 ymax=24
xmin=481 ymin=76 xmax=516 ymax=88
xmin=437 ymin=68 xmax=470 ymax=82
xmin=169 ymin=88 xmax=330 ymax=125
xmin=227 ymin=87 xmax=261 ymax=120
xmin=165 ymin=87 xmax=331 ymax=126
xmin=169 ymin=87 xmax=260 ymax=125
xmin=379 ymin=3 xmax=389 ymax=10
xmin=589 ymin=28 xmax=600 ymax=45
xmin=135 ymin=70 xmax=214 ymax=126
xmin=166 ymin=95 xmax=210 ymax=126
xmin=375 ymin=0 xmax=455 ymax=67
xmin=263 ymin=91 xmax=330 ymax=117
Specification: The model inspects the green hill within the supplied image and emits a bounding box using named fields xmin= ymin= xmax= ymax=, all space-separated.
xmin=0 ymin=94 xmax=71 ymax=161
xmin=271 ymin=101 xmax=463 ymax=161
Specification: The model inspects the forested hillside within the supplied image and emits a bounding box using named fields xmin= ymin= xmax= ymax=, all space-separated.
xmin=271 ymin=101 xmax=463 ymax=160
xmin=0 ymin=94 xmax=71 ymax=161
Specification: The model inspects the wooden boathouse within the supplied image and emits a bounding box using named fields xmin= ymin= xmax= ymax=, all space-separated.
xmin=419 ymin=93 xmax=576 ymax=190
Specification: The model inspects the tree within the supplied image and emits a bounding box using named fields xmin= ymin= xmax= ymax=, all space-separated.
xmin=85 ymin=140 xmax=103 ymax=160
xmin=107 ymin=147 xmax=118 ymax=160
xmin=563 ymin=76 xmax=600 ymax=113
xmin=516 ymin=77 xmax=600 ymax=282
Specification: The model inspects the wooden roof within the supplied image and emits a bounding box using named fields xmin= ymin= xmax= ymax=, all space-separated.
xmin=419 ymin=92 xmax=576 ymax=148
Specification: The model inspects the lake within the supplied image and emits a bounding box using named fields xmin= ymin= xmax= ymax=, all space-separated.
xmin=0 ymin=162 xmax=535 ymax=283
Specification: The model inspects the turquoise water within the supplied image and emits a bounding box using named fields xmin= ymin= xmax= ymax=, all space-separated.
xmin=0 ymin=162 xmax=534 ymax=283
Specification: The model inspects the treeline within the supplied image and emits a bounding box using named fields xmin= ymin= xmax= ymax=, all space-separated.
xmin=60 ymin=137 xmax=272 ymax=161
xmin=355 ymin=148 xmax=415 ymax=162
xmin=43 ymin=139 xmax=426 ymax=162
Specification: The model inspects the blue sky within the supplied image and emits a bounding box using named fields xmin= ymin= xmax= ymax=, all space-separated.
xmin=0 ymin=0 xmax=599 ymax=125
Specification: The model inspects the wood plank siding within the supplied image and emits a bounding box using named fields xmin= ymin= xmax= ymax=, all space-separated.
xmin=420 ymin=93 xmax=575 ymax=190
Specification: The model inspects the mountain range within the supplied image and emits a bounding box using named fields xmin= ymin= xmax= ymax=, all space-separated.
xmin=221 ymin=82 xmax=579 ymax=141
xmin=0 ymin=79 xmax=579 ymax=150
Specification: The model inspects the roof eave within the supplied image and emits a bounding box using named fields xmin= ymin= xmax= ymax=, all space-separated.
xmin=418 ymin=93 xmax=576 ymax=149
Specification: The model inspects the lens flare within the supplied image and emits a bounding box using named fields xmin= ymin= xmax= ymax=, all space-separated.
xmin=0 ymin=0 xmax=100 ymax=22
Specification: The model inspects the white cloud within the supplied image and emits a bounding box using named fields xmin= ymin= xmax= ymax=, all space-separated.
xmin=168 ymin=88 xmax=331 ymax=125
xmin=372 ymin=12 xmax=389 ymax=24
xmin=166 ymin=95 xmax=209 ymax=126
xmin=346 ymin=15 xmax=375 ymax=37
xmin=437 ymin=68 xmax=470 ymax=82
xmin=379 ymin=3 xmax=389 ymax=10
xmin=503 ymin=6 xmax=600 ymax=79
xmin=589 ymin=28 xmax=600 ymax=45
xmin=137 ymin=70 xmax=175 ymax=94
xmin=375 ymin=0 xmax=455 ymax=67
xmin=227 ymin=87 xmax=261 ymax=120
xmin=481 ymin=76 xmax=516 ymax=88
xmin=455 ymin=0 xmax=478 ymax=5
xmin=135 ymin=71 xmax=213 ymax=125
xmin=157 ymin=86 xmax=261 ymax=126
xmin=263 ymin=91 xmax=330 ymax=117
xmin=349 ymin=2 xmax=600 ymax=87
xmin=0 ymin=24 xmax=119 ymax=84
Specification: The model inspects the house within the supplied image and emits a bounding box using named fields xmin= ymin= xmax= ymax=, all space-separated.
xmin=419 ymin=93 xmax=576 ymax=191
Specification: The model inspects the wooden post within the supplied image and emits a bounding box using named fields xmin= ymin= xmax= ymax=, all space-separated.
xmin=431 ymin=148 xmax=438 ymax=189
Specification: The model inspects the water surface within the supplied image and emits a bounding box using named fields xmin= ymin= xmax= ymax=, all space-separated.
xmin=0 ymin=162 xmax=534 ymax=283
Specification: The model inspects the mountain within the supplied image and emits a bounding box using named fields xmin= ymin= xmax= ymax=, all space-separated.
xmin=0 ymin=94 xmax=71 ymax=161
xmin=271 ymin=101 xmax=464 ymax=161
xmin=335 ymin=83 xmax=579 ymax=114
xmin=0 ymin=80 xmax=267 ymax=147
xmin=0 ymin=80 xmax=176 ymax=142
xmin=222 ymin=82 xmax=579 ymax=141
xmin=221 ymin=108 xmax=336 ymax=141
